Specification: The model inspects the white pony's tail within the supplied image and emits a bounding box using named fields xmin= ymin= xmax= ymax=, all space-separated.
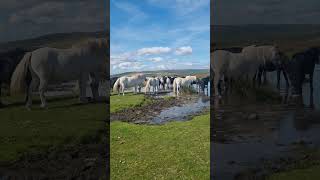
xmin=10 ymin=52 xmax=32 ymax=95
xmin=113 ymin=78 xmax=121 ymax=93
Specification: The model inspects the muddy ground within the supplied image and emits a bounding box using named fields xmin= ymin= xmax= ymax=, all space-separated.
xmin=111 ymin=94 xmax=209 ymax=124
xmin=212 ymin=95 xmax=320 ymax=180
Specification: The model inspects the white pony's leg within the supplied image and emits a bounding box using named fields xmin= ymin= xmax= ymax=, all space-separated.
xmin=39 ymin=78 xmax=48 ymax=108
xmin=121 ymin=83 xmax=125 ymax=96
xmin=26 ymin=77 xmax=39 ymax=109
xmin=214 ymin=72 xmax=221 ymax=97
xmin=177 ymin=82 xmax=179 ymax=95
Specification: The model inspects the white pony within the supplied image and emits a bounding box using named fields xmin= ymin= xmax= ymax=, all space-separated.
xmin=113 ymin=73 xmax=146 ymax=96
xmin=212 ymin=45 xmax=280 ymax=97
xmin=173 ymin=76 xmax=197 ymax=96
xmin=10 ymin=39 xmax=108 ymax=109
xmin=165 ymin=77 xmax=171 ymax=90
xmin=145 ymin=77 xmax=159 ymax=94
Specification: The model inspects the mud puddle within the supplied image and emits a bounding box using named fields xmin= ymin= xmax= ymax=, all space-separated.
xmin=151 ymin=96 xmax=209 ymax=124
xmin=212 ymin=101 xmax=320 ymax=180
xmin=111 ymin=94 xmax=209 ymax=124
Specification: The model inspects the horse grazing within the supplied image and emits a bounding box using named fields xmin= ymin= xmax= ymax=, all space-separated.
xmin=145 ymin=77 xmax=159 ymax=94
xmin=212 ymin=45 xmax=281 ymax=97
xmin=173 ymin=76 xmax=197 ymax=96
xmin=113 ymin=73 xmax=146 ymax=96
xmin=241 ymin=45 xmax=288 ymax=89
xmin=197 ymin=76 xmax=210 ymax=94
xmin=10 ymin=39 xmax=108 ymax=109
xmin=284 ymin=48 xmax=320 ymax=105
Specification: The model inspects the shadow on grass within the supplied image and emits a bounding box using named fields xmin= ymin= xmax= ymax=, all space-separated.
xmin=1 ymin=95 xmax=109 ymax=109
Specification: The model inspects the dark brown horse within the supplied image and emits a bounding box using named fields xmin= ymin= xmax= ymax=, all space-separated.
xmin=255 ymin=51 xmax=290 ymax=89
xmin=284 ymin=47 xmax=320 ymax=107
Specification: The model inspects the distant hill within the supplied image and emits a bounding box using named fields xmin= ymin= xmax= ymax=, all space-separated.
xmin=212 ymin=24 xmax=320 ymax=54
xmin=0 ymin=31 xmax=106 ymax=51
xmin=111 ymin=69 xmax=209 ymax=78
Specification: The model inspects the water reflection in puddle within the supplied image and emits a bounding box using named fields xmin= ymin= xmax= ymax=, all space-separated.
xmin=151 ymin=96 xmax=209 ymax=124
xmin=213 ymin=107 xmax=320 ymax=180
xmin=211 ymin=67 xmax=320 ymax=179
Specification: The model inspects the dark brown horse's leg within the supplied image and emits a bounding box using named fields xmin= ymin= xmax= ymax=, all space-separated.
xmin=310 ymin=73 xmax=314 ymax=108
xmin=89 ymin=73 xmax=99 ymax=101
xmin=282 ymin=69 xmax=290 ymax=90
xmin=0 ymin=82 xmax=3 ymax=106
xmin=277 ymin=69 xmax=281 ymax=90
xmin=257 ymin=69 xmax=263 ymax=87
xmin=263 ymin=70 xmax=267 ymax=84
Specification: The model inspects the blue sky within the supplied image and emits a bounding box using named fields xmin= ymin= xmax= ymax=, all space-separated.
xmin=110 ymin=0 xmax=210 ymax=75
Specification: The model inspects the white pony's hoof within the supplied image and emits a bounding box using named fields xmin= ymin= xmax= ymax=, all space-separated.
xmin=40 ymin=104 xmax=47 ymax=109
xmin=25 ymin=105 xmax=32 ymax=111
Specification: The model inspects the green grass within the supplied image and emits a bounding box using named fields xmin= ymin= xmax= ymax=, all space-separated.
xmin=110 ymin=93 xmax=150 ymax=113
xmin=269 ymin=166 xmax=320 ymax=180
xmin=0 ymin=96 xmax=106 ymax=163
xmin=110 ymin=113 xmax=210 ymax=179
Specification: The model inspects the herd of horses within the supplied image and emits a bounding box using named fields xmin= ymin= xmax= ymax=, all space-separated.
xmin=0 ymin=38 xmax=108 ymax=109
xmin=2 ymin=40 xmax=318 ymax=109
xmin=212 ymin=45 xmax=320 ymax=105
xmin=112 ymin=74 xmax=209 ymax=96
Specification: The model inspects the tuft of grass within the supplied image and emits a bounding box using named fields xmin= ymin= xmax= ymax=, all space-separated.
xmin=0 ymin=96 xmax=106 ymax=164
xmin=163 ymin=96 xmax=175 ymax=101
xmin=110 ymin=113 xmax=210 ymax=179
xmin=110 ymin=93 xmax=150 ymax=113
xmin=180 ymin=86 xmax=197 ymax=95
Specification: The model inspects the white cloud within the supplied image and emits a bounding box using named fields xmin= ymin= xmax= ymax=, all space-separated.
xmin=157 ymin=64 xmax=169 ymax=70
xmin=137 ymin=47 xmax=171 ymax=56
xmin=113 ymin=61 xmax=145 ymax=70
xmin=110 ymin=52 xmax=136 ymax=64
xmin=183 ymin=62 xmax=193 ymax=66
xmin=149 ymin=57 xmax=163 ymax=62
xmin=175 ymin=46 xmax=192 ymax=55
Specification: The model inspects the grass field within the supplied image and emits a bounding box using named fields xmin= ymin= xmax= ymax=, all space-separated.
xmin=0 ymin=96 xmax=106 ymax=164
xmin=110 ymin=93 xmax=150 ymax=113
xmin=110 ymin=94 xmax=210 ymax=179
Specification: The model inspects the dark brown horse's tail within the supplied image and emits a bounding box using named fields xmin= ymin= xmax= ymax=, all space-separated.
xmin=10 ymin=52 xmax=32 ymax=95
